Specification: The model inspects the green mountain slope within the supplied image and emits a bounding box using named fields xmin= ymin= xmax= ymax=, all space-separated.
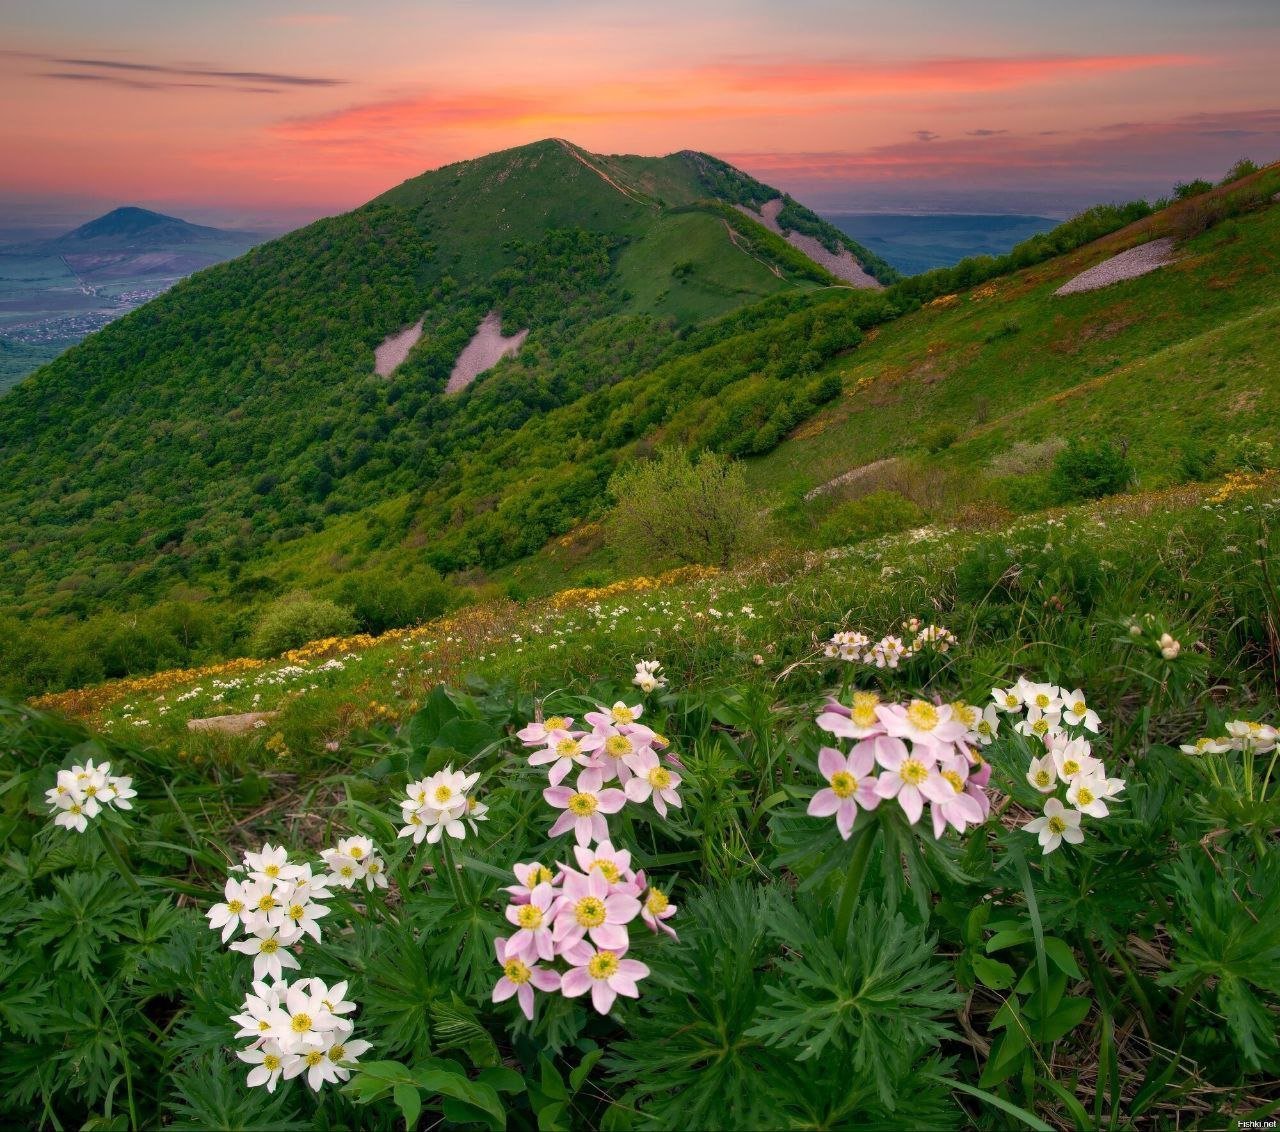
xmin=0 ymin=140 xmax=883 ymax=624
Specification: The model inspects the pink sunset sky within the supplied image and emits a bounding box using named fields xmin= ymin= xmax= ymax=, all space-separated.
xmin=2 ymin=0 xmax=1278 ymax=229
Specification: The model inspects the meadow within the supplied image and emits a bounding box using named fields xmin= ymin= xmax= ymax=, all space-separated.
xmin=4 ymin=468 xmax=1279 ymax=1129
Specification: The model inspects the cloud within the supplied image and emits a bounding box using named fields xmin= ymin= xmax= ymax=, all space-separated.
xmin=914 ymin=130 xmax=940 ymax=142
xmin=967 ymin=128 xmax=1008 ymax=137
xmin=12 ymin=50 xmax=342 ymax=91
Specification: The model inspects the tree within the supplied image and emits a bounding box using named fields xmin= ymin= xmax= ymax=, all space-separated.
xmin=605 ymin=446 xmax=771 ymax=570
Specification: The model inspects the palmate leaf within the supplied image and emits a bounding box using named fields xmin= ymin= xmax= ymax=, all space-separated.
xmin=746 ymin=900 xmax=961 ymax=1109
xmin=165 ymin=1063 xmax=310 ymax=1131
xmin=21 ymin=871 xmax=135 ymax=976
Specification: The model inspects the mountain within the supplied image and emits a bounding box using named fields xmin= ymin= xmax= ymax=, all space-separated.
xmin=0 ymin=207 xmax=264 ymax=390
xmin=0 ymin=141 xmax=1275 ymax=696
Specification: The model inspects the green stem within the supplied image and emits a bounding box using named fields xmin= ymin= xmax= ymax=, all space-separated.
xmin=834 ymin=820 xmax=878 ymax=943
xmin=438 ymin=835 xmax=467 ymax=907
xmin=97 ymin=823 xmax=140 ymax=892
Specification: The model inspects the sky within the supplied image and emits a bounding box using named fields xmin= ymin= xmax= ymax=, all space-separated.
xmin=2 ymin=0 xmax=1278 ymax=231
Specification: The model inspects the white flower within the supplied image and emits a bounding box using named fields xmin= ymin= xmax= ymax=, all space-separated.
xmin=632 ymin=660 xmax=666 ymax=694
xmin=1050 ymin=738 xmax=1102 ymax=783
xmin=991 ymin=685 xmax=1025 ymax=713
xmin=244 ymin=843 xmax=304 ymax=885
xmin=1022 ymin=797 xmax=1083 ymax=854
xmin=1017 ymin=678 xmax=1064 ymax=717
xmin=1065 ymin=773 xmax=1111 ymax=818
xmin=229 ymin=928 xmax=300 ymax=982
xmin=1060 ymin=689 xmax=1100 ymax=733
xmin=1025 ymin=754 xmax=1058 ymax=794
xmin=238 ymin=1039 xmax=288 ymax=1093
xmin=207 ymin=878 xmax=255 ymax=943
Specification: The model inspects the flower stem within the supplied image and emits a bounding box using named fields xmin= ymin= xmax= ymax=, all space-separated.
xmin=834 ymin=820 xmax=877 ymax=943
xmin=438 ymin=835 xmax=467 ymax=907
xmin=97 ymin=823 xmax=140 ymax=892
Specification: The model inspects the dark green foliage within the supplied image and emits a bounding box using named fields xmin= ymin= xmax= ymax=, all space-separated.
xmin=1048 ymin=439 xmax=1135 ymax=503
xmin=816 ymin=491 xmax=924 ymax=548
xmin=249 ymin=592 xmax=358 ymax=656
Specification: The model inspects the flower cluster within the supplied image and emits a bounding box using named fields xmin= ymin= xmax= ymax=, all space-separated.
xmin=396 ymin=765 xmax=488 ymax=844
xmin=232 ymin=976 xmax=370 ymax=1093
xmin=991 ymin=680 xmax=1126 ymax=853
xmin=207 ymin=843 xmax=334 ymax=980
xmin=492 ymin=843 xmax=676 ymax=1019
xmin=518 ymin=701 xmax=684 ymax=835
xmin=632 ymin=659 xmax=667 ymax=694
xmin=44 ymin=757 xmax=137 ymax=833
xmin=812 ymin=691 xmax=993 ymax=839
xmin=1180 ymin=719 xmax=1278 ymax=757
xmin=1126 ymin=613 xmax=1183 ymax=659
xmin=823 ymin=620 xmax=957 ymax=669
xmin=320 ymin=835 xmax=388 ymax=892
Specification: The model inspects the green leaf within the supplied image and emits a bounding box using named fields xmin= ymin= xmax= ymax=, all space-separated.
xmin=478 ymin=1066 xmax=526 ymax=1095
xmin=972 ymin=955 xmax=1016 ymax=991
xmin=1043 ymin=937 xmax=1083 ymax=980
xmin=536 ymin=1101 xmax=568 ymax=1132
xmin=539 ymin=1055 xmax=569 ymax=1102
xmin=393 ymin=1083 xmax=422 ymax=1129
xmin=940 ymin=1076 xmax=1052 ymax=1131
xmin=1037 ymin=996 xmax=1091 ymax=1043
xmin=1037 ymin=1074 xmax=1092 ymax=1130
xmin=415 ymin=1069 xmax=506 ymax=1130
xmin=979 ymin=1027 xmax=1029 ymax=1088
xmin=433 ymin=718 xmax=500 ymax=755
xmin=569 ymin=1048 xmax=603 ymax=1093
xmin=987 ymin=929 xmax=1033 ymax=952
xmin=404 ymin=687 xmax=462 ymax=750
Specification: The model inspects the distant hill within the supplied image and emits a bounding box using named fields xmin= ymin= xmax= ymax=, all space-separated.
xmin=45 ymin=206 xmax=237 ymax=249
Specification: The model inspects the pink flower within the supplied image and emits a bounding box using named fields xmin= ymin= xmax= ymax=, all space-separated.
xmin=516 ymin=715 xmax=575 ymax=747
xmin=572 ymin=841 xmax=637 ymax=891
xmin=551 ymin=869 xmax=640 ymax=952
xmin=584 ymin=702 xmax=644 ymax=730
xmin=807 ymin=745 xmax=880 ymax=839
xmin=928 ymin=755 xmax=987 ymax=838
xmin=528 ymin=728 xmax=592 ymax=786
xmin=816 ymin=691 xmax=886 ymax=742
xmin=505 ymin=861 xmax=558 ymax=904
xmin=559 ymin=943 xmax=649 ymax=1015
xmin=503 ymin=882 xmax=558 ymax=962
xmin=580 ymin=723 xmax=656 ymax=786
xmin=877 ymin=701 xmax=969 ymax=753
xmin=622 ymin=749 xmax=683 ymax=818
xmin=638 ymin=879 xmax=678 ymax=940
xmin=492 ymin=937 xmax=561 ymax=1020
xmin=871 ymin=736 xmax=952 ymax=825
xmin=544 ymin=769 xmax=627 ymax=846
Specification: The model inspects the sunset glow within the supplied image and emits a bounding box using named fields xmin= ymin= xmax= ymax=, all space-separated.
xmin=2 ymin=0 xmax=1278 ymax=226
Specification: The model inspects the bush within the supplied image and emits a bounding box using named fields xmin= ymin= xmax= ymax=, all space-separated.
xmin=1220 ymin=157 xmax=1260 ymax=185
xmin=1048 ymin=439 xmax=1134 ymax=504
xmin=606 ymin=446 xmax=771 ymax=569
xmin=922 ymin=423 xmax=959 ymax=453
xmin=1173 ymin=179 xmax=1213 ymax=201
xmin=335 ymin=567 xmax=455 ymax=634
xmin=816 ymin=491 xmax=924 ymax=548
xmin=248 ymin=592 xmax=357 ymax=657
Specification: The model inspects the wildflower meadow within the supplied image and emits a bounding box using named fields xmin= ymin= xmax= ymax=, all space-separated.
xmin=2 ymin=476 xmax=1279 ymax=1129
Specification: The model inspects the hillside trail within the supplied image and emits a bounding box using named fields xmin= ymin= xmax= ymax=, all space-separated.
xmin=720 ymin=219 xmax=784 ymax=277
xmin=555 ymin=139 xmax=649 ymax=206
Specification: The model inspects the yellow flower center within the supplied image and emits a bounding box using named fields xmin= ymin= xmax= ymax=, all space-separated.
xmin=591 ymin=860 xmax=621 ymax=883
xmin=648 ymin=766 xmax=672 ymax=789
xmin=434 ymin=785 xmax=453 ymax=804
xmin=288 ymin=903 xmax=305 ymax=922
xmin=852 ymin=691 xmax=880 ymax=710
xmin=604 ymin=734 xmax=633 ymax=758
xmin=260 ymin=937 xmax=280 ymax=954
xmin=1047 ymin=815 xmax=1067 ymax=835
xmin=829 ymin=770 xmax=857 ymax=799
xmin=70 ymin=804 xmax=83 ymax=814
xmin=611 ymin=705 xmax=635 ymax=724
xmin=556 ymin=737 xmax=581 ymax=757
xmin=1034 ymin=769 xmax=1052 ymax=787
xmin=263 ymin=1053 xmax=281 ymax=1071
xmin=368 ymin=861 xmax=382 ymax=874
xmin=1072 ymin=701 xmax=1086 ymax=715
xmin=264 ymin=864 xmax=281 ymax=878
xmin=900 ymin=758 xmax=930 ymax=786
xmin=291 ymin=1013 xmax=312 ymax=1033
xmin=257 ymin=893 xmax=278 ymax=912
xmin=1035 ymin=693 xmax=1051 ymax=709
xmin=951 ymin=703 xmax=977 ymax=726
xmin=1075 ymin=786 xmax=1095 ymax=806
xmin=1062 ymin=759 xmax=1080 ymax=777
xmin=977 ymin=720 xmax=993 ymax=737
xmin=646 ymin=889 xmax=669 ymax=914
xmin=1031 ymin=719 xmax=1050 ymax=736
xmin=1004 ymin=693 xmax=1020 ymax=707
xmin=304 ymin=1049 xmax=324 ymax=1067
xmin=503 ymin=958 xmax=532 ymax=984
xmin=587 ymin=951 xmax=619 ymax=979
xmin=84 ymin=784 xmax=98 ymax=796
xmin=349 ymin=846 xmax=364 ymax=859
xmin=941 ymin=769 xmax=965 ymax=793
xmin=340 ymin=866 xmax=354 ymax=878
xmin=516 ymin=904 xmax=544 ymax=929
xmin=329 ymin=1044 xmax=346 ymax=1062
xmin=545 ymin=716 xmax=568 ymax=731
xmin=530 ymin=864 xmax=553 ymax=885
xmin=568 ymin=792 xmax=598 ymax=816
xmin=257 ymin=1019 xmax=270 ymax=1032
xmin=907 ymin=700 xmax=940 ymax=731
xmin=575 ymin=897 xmax=607 ymax=927
xmin=851 ymin=704 xmax=878 ymax=727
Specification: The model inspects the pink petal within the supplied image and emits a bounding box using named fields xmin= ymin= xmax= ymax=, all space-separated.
xmin=548 ymin=811 xmax=576 ymax=838
xmin=816 ymin=711 xmax=859 ymax=738
xmin=560 ymin=968 xmax=591 ymax=997
xmin=808 ymin=788 xmax=839 ymax=817
xmin=898 ymin=785 xmax=924 ymax=825
xmin=591 ymin=923 xmax=629 ymax=950
xmin=596 ymin=789 xmax=628 ymax=814
xmin=590 ymin=980 xmax=617 ymax=1015
xmin=835 ymin=799 xmax=857 ymax=840
xmin=624 ymin=779 xmax=649 ymax=803
xmin=492 ymin=977 xmax=516 ymax=1003
xmin=516 ymin=983 xmax=535 ymax=1020
xmin=531 ymin=968 xmax=562 ymax=992
xmin=616 ymin=958 xmax=649 ymax=979
xmin=544 ymin=787 xmax=573 ymax=808
xmin=817 ymin=746 xmax=849 ymax=778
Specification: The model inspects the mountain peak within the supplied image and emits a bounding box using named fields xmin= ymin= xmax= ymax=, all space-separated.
xmin=54 ymin=206 xmax=228 ymax=247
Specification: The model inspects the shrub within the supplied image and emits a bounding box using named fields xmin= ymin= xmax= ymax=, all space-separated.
xmin=922 ymin=423 xmax=959 ymax=453
xmin=1048 ymin=439 xmax=1134 ymax=504
xmin=1219 ymin=157 xmax=1260 ymax=185
xmin=606 ymin=445 xmax=770 ymax=569
xmin=335 ymin=567 xmax=455 ymax=634
xmin=248 ymin=592 xmax=357 ymax=657
xmin=1173 ymin=179 xmax=1214 ymax=201
xmin=816 ymin=491 xmax=924 ymax=547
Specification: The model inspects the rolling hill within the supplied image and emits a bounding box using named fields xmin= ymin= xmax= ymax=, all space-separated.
xmin=0 ymin=142 xmax=1276 ymax=696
